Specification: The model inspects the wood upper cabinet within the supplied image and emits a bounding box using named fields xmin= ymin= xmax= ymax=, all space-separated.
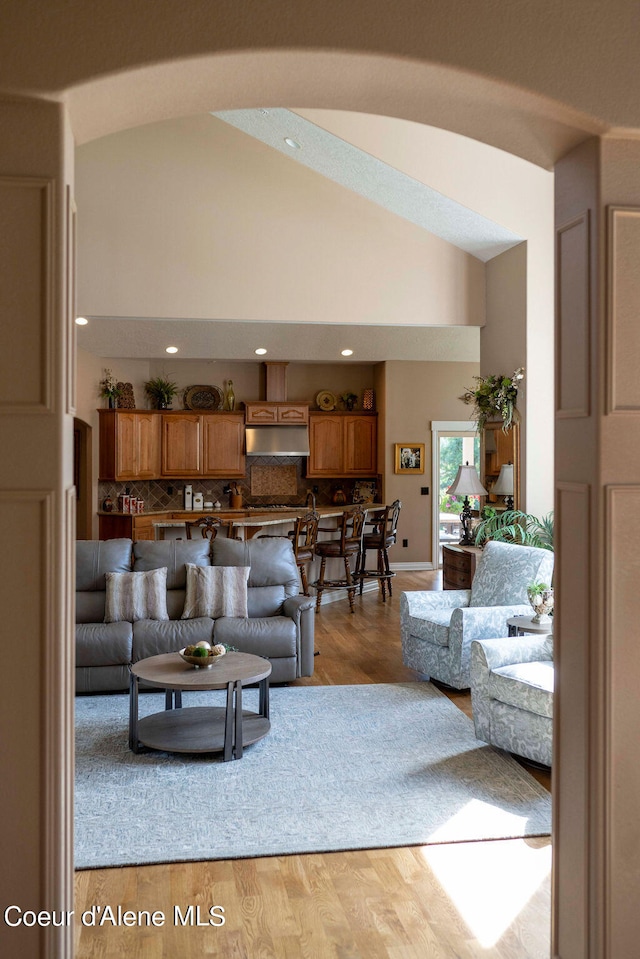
xmin=100 ymin=410 xmax=246 ymax=481
xmin=308 ymin=414 xmax=344 ymax=476
xmin=160 ymin=412 xmax=245 ymax=477
xmin=161 ymin=413 xmax=202 ymax=476
xmin=202 ymin=413 xmax=245 ymax=476
xmin=307 ymin=412 xmax=377 ymax=477
xmin=245 ymin=403 xmax=309 ymax=425
xmin=99 ymin=410 xmax=161 ymax=481
xmin=343 ymin=414 xmax=377 ymax=474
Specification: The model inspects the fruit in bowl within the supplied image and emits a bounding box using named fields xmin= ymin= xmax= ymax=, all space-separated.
xmin=180 ymin=641 xmax=227 ymax=668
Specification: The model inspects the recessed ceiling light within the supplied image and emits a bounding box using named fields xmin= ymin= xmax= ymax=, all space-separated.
xmin=165 ymin=346 xmax=179 ymax=354
xmin=75 ymin=316 xmax=88 ymax=326
xmin=255 ymin=348 xmax=267 ymax=355
xmin=341 ymin=349 xmax=354 ymax=357
xmin=284 ymin=137 xmax=301 ymax=150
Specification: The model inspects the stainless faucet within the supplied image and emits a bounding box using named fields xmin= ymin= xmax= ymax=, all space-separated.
xmin=305 ymin=490 xmax=316 ymax=510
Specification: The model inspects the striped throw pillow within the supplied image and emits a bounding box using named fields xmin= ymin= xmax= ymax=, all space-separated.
xmin=104 ymin=568 xmax=169 ymax=623
xmin=181 ymin=565 xmax=250 ymax=619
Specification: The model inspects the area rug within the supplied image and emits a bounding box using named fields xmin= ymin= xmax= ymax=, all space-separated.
xmin=75 ymin=682 xmax=551 ymax=869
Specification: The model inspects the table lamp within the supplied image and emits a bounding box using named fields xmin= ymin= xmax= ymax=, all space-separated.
xmin=492 ymin=462 xmax=514 ymax=510
xmin=447 ymin=462 xmax=488 ymax=545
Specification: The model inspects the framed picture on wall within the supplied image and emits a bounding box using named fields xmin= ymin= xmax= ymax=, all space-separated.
xmin=394 ymin=443 xmax=425 ymax=474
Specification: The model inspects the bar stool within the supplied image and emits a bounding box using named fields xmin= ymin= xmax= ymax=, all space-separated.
xmin=290 ymin=509 xmax=320 ymax=596
xmin=312 ymin=507 xmax=366 ymax=613
xmin=185 ymin=515 xmax=236 ymax=545
xmin=357 ymin=500 xmax=402 ymax=601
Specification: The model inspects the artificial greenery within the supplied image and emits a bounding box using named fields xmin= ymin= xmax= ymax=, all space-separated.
xmin=473 ymin=507 xmax=554 ymax=550
xmin=144 ymin=375 xmax=179 ymax=408
xmin=99 ymin=368 xmax=121 ymax=400
xmin=340 ymin=391 xmax=358 ymax=410
xmin=460 ymin=367 xmax=524 ymax=431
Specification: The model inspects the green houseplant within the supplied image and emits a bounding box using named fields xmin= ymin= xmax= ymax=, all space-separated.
xmin=474 ymin=507 xmax=554 ymax=550
xmin=144 ymin=375 xmax=179 ymax=410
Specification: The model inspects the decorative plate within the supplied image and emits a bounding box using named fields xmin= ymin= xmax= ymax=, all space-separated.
xmin=184 ymin=385 xmax=224 ymax=411
xmin=316 ymin=390 xmax=337 ymax=411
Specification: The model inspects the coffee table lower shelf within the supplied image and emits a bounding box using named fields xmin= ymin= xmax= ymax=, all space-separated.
xmin=136 ymin=706 xmax=270 ymax=754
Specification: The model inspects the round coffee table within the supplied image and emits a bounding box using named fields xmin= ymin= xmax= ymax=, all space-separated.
xmin=129 ymin=651 xmax=272 ymax=761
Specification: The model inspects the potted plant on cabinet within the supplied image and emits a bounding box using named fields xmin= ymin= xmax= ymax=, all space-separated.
xmin=99 ymin=368 xmax=122 ymax=408
xmin=144 ymin=375 xmax=179 ymax=410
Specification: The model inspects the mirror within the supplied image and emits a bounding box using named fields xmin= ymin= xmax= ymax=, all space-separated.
xmin=480 ymin=419 xmax=520 ymax=512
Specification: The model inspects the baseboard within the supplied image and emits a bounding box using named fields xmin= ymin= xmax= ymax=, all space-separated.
xmin=316 ymin=580 xmax=379 ymax=605
xmin=390 ymin=562 xmax=436 ymax=571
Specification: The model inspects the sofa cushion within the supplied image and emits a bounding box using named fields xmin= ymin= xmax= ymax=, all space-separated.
xmin=104 ymin=567 xmax=169 ymax=623
xmin=214 ymin=615 xmax=297 ymax=658
xmin=212 ymin=537 xmax=299 ymax=597
xmin=76 ymin=591 xmax=107 ymax=625
xmin=76 ymin=621 xmax=133 ymax=668
xmin=407 ymin=607 xmax=453 ymax=646
xmin=181 ymin=565 xmax=250 ymax=619
xmin=76 ymin=539 xmax=132 ymax=591
xmin=133 ymin=539 xmax=210 ymax=588
xmin=488 ymin=660 xmax=554 ymax=718
xmin=470 ymin=541 xmax=554 ymax=608
xmin=247 ymin=585 xmax=286 ymax=617
xmin=132 ymin=617 xmax=215 ymax=661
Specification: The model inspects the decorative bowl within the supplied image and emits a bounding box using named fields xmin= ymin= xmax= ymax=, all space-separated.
xmin=527 ymin=587 xmax=554 ymax=624
xmin=179 ymin=645 xmax=226 ymax=669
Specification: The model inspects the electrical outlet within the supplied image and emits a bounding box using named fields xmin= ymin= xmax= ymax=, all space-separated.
xmin=402 ymin=538 xmax=408 ymax=547
xmin=421 ymin=486 xmax=429 ymax=495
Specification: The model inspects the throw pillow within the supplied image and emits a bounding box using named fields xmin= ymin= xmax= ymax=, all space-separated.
xmin=181 ymin=564 xmax=250 ymax=619
xmin=104 ymin=567 xmax=169 ymax=623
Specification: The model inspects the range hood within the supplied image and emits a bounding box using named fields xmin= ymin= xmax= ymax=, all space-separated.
xmin=245 ymin=425 xmax=310 ymax=457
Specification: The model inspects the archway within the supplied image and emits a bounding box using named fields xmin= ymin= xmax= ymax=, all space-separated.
xmin=0 ymin=23 xmax=631 ymax=956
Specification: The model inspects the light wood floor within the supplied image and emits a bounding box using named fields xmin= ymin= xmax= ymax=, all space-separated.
xmin=74 ymin=570 xmax=552 ymax=958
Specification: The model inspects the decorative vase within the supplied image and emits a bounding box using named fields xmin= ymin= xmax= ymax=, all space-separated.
xmin=363 ymin=388 xmax=375 ymax=411
xmin=108 ymin=395 xmax=116 ymax=409
xmin=226 ymin=380 xmax=236 ymax=411
xmin=527 ymin=586 xmax=554 ymax=624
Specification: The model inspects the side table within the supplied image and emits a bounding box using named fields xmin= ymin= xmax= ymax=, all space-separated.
xmin=507 ymin=615 xmax=554 ymax=637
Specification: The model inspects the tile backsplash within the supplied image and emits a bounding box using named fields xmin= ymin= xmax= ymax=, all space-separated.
xmin=98 ymin=456 xmax=378 ymax=511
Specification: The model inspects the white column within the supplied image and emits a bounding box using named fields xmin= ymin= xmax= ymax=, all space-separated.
xmin=0 ymin=98 xmax=75 ymax=959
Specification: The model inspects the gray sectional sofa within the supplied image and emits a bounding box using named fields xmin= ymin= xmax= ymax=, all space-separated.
xmin=75 ymin=536 xmax=315 ymax=692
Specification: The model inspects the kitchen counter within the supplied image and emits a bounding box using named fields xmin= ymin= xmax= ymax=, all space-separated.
xmin=98 ymin=504 xmax=382 ymax=541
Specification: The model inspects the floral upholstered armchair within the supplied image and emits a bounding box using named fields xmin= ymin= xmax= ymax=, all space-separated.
xmin=470 ymin=632 xmax=554 ymax=766
xmin=400 ymin=540 xmax=554 ymax=689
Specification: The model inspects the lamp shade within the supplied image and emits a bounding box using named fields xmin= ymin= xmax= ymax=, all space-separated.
xmin=492 ymin=463 xmax=514 ymax=495
xmin=447 ymin=463 xmax=487 ymax=497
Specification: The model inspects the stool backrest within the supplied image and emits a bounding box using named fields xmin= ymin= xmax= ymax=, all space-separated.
xmin=185 ymin=515 xmax=226 ymax=542
xmin=291 ymin=510 xmax=320 ymax=557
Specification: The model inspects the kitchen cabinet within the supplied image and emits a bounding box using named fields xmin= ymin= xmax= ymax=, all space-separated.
xmin=245 ymin=402 xmax=308 ymax=425
xmin=100 ymin=410 xmax=245 ymax=481
xmin=161 ymin=413 xmax=201 ymax=476
xmin=307 ymin=412 xmax=377 ymax=477
xmin=98 ymin=511 xmax=170 ymax=540
xmin=99 ymin=410 xmax=161 ymax=481
xmin=162 ymin=412 xmax=245 ymax=478
xmin=202 ymin=414 xmax=245 ymax=476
